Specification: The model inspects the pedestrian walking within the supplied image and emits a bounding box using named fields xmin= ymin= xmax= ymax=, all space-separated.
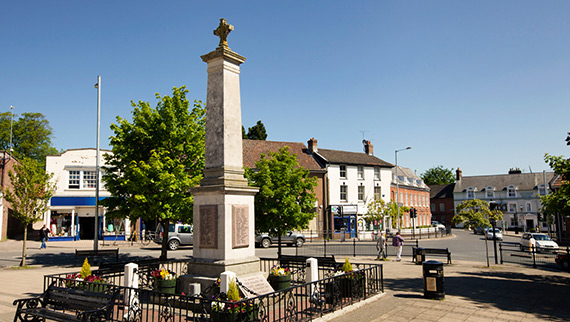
xmin=376 ymin=232 xmax=387 ymax=260
xmin=392 ymin=231 xmax=404 ymax=261
xmin=39 ymin=225 xmax=50 ymax=249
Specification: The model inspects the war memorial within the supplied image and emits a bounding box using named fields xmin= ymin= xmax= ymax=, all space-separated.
xmin=11 ymin=19 xmax=383 ymax=322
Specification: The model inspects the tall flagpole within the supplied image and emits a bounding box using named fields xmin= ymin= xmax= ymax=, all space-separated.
xmin=94 ymin=76 xmax=101 ymax=251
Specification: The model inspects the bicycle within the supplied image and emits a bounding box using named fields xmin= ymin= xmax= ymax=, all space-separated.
xmin=140 ymin=231 xmax=156 ymax=246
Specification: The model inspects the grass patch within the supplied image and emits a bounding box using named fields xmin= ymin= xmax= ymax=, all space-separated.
xmin=10 ymin=265 xmax=37 ymax=270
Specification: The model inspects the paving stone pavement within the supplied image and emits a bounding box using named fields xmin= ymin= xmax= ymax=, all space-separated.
xmin=1 ymin=239 xmax=569 ymax=322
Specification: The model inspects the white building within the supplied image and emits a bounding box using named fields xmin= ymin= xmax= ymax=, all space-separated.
xmin=453 ymin=168 xmax=554 ymax=232
xmin=46 ymin=149 xmax=129 ymax=241
xmin=308 ymin=139 xmax=394 ymax=239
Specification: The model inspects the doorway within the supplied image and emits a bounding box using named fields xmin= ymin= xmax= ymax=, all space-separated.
xmin=526 ymin=219 xmax=534 ymax=231
xmin=79 ymin=217 xmax=95 ymax=240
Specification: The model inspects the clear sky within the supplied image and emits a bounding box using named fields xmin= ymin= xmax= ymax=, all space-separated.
xmin=2 ymin=1 xmax=569 ymax=177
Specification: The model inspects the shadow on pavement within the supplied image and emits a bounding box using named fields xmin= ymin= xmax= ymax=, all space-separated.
xmin=26 ymin=252 xmax=159 ymax=268
xmin=384 ymin=268 xmax=570 ymax=321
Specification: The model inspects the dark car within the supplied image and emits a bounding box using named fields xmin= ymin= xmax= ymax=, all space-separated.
xmin=555 ymin=252 xmax=570 ymax=271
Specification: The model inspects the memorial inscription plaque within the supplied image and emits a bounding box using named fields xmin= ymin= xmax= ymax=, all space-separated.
xmin=232 ymin=205 xmax=249 ymax=248
xmin=200 ymin=205 xmax=218 ymax=248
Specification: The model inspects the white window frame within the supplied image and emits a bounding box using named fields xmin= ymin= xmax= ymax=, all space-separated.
xmin=68 ymin=170 xmax=80 ymax=189
xmin=374 ymin=167 xmax=380 ymax=180
xmin=357 ymin=166 xmax=364 ymax=179
xmin=340 ymin=165 xmax=347 ymax=179
xmin=83 ymin=171 xmax=97 ymax=189
xmin=538 ymin=184 xmax=546 ymax=196
xmin=374 ymin=186 xmax=381 ymax=200
xmin=467 ymin=187 xmax=475 ymax=199
xmin=486 ymin=186 xmax=494 ymax=199
xmin=508 ymin=185 xmax=517 ymax=198
xmin=526 ymin=202 xmax=532 ymax=212
xmin=508 ymin=203 xmax=517 ymax=212
xmin=358 ymin=185 xmax=365 ymax=201
xmin=340 ymin=185 xmax=347 ymax=201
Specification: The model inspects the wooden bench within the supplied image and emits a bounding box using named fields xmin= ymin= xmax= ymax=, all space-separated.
xmin=13 ymin=283 xmax=119 ymax=322
xmin=278 ymin=254 xmax=339 ymax=270
xmin=412 ymin=247 xmax=452 ymax=264
xmin=75 ymin=248 xmax=119 ymax=264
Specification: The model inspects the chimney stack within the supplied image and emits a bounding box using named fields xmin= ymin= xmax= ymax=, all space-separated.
xmin=456 ymin=168 xmax=462 ymax=181
xmin=307 ymin=138 xmax=318 ymax=154
xmin=363 ymin=140 xmax=374 ymax=155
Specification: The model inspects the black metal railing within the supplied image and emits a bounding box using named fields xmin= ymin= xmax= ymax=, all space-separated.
xmin=295 ymin=238 xmax=420 ymax=258
xmin=499 ymin=242 xmax=566 ymax=269
xmin=43 ymin=259 xmax=383 ymax=322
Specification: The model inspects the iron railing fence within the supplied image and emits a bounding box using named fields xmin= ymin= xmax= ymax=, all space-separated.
xmin=43 ymin=260 xmax=383 ymax=322
xmin=295 ymin=239 xmax=421 ymax=258
xmin=499 ymin=242 xmax=567 ymax=269
xmin=299 ymin=227 xmax=452 ymax=242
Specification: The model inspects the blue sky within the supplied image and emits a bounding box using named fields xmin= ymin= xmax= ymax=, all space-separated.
xmin=2 ymin=1 xmax=569 ymax=176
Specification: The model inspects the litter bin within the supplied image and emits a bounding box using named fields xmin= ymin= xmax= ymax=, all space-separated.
xmin=415 ymin=247 xmax=425 ymax=265
xmin=423 ymin=260 xmax=444 ymax=300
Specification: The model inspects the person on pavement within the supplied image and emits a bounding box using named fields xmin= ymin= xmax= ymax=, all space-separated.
xmin=39 ymin=225 xmax=50 ymax=249
xmin=376 ymin=232 xmax=387 ymax=260
xmin=392 ymin=231 xmax=404 ymax=261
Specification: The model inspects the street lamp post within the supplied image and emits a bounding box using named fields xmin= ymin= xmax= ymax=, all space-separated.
xmin=94 ymin=76 xmax=101 ymax=251
xmin=395 ymin=147 xmax=412 ymax=231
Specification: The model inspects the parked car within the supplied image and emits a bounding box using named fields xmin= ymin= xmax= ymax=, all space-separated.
xmin=519 ymin=233 xmax=559 ymax=253
xmin=154 ymin=223 xmax=193 ymax=250
xmin=255 ymin=231 xmax=305 ymax=248
xmin=555 ymin=252 xmax=570 ymax=271
xmin=474 ymin=226 xmax=489 ymax=235
xmin=485 ymin=227 xmax=503 ymax=241
xmin=431 ymin=221 xmax=445 ymax=230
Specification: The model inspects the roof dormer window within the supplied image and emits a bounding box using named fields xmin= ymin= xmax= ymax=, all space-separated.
xmin=508 ymin=185 xmax=517 ymax=198
xmin=486 ymin=186 xmax=494 ymax=198
xmin=467 ymin=187 xmax=475 ymax=199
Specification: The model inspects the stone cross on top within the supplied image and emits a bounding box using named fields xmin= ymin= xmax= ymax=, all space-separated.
xmin=214 ymin=18 xmax=234 ymax=48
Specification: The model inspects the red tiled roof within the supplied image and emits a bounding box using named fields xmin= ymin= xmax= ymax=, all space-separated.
xmin=242 ymin=140 xmax=324 ymax=171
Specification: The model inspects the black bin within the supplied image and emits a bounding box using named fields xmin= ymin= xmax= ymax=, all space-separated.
xmin=415 ymin=247 xmax=425 ymax=265
xmin=423 ymin=260 xmax=444 ymax=299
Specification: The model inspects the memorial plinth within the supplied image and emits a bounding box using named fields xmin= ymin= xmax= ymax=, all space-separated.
xmin=189 ymin=19 xmax=259 ymax=279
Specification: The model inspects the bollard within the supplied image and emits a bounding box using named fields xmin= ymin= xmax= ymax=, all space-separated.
xmin=220 ymin=271 xmax=237 ymax=294
xmin=124 ymin=263 xmax=139 ymax=321
xmin=416 ymin=247 xmax=425 ymax=265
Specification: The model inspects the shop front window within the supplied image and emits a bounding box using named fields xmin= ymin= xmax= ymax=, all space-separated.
xmin=50 ymin=212 xmax=72 ymax=237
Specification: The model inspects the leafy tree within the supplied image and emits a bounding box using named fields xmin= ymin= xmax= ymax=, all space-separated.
xmin=363 ymin=198 xmax=409 ymax=231
xmin=452 ymin=199 xmax=503 ymax=230
xmin=540 ymin=154 xmax=570 ymax=221
xmin=102 ymin=86 xmax=205 ymax=260
xmin=1 ymin=157 xmax=57 ymax=266
xmin=242 ymin=125 xmax=247 ymax=139
xmin=420 ymin=165 xmax=456 ymax=185
xmin=0 ymin=112 xmax=59 ymax=165
xmin=246 ymin=120 xmax=267 ymax=140
xmin=244 ymin=146 xmax=317 ymax=256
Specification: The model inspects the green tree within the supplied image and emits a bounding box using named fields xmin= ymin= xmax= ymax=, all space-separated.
xmin=102 ymin=86 xmax=205 ymax=260
xmin=420 ymin=165 xmax=456 ymax=185
xmin=1 ymin=157 xmax=57 ymax=266
xmin=244 ymin=147 xmax=317 ymax=256
xmin=540 ymin=154 xmax=570 ymax=221
xmin=452 ymin=199 xmax=503 ymax=230
xmin=363 ymin=198 xmax=408 ymax=231
xmin=246 ymin=120 xmax=267 ymax=140
xmin=0 ymin=112 xmax=59 ymax=165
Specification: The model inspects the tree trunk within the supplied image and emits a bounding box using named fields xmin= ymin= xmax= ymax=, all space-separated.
xmin=277 ymin=229 xmax=282 ymax=258
xmin=159 ymin=219 xmax=170 ymax=260
xmin=20 ymin=225 xmax=28 ymax=267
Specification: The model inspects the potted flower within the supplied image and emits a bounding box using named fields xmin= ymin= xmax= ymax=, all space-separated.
xmin=267 ymin=265 xmax=291 ymax=291
xmin=211 ymin=278 xmax=258 ymax=322
xmin=151 ymin=268 xmax=177 ymax=294
xmin=66 ymin=259 xmax=108 ymax=293
xmin=336 ymin=257 xmax=364 ymax=298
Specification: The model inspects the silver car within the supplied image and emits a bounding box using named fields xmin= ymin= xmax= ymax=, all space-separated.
xmin=256 ymin=231 xmax=305 ymax=248
xmin=154 ymin=223 xmax=193 ymax=250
